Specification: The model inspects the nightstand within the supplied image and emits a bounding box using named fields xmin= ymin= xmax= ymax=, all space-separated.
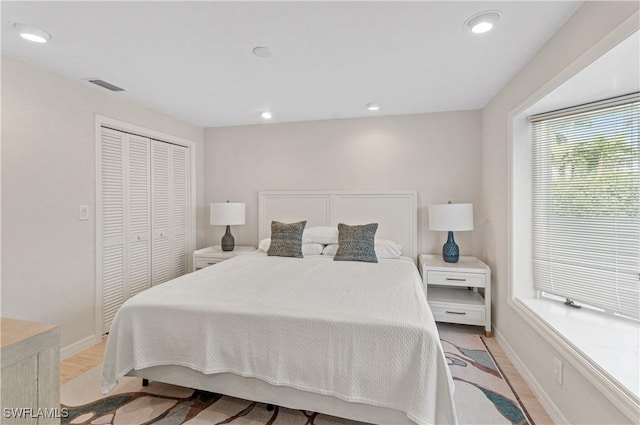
xmin=192 ymin=245 xmax=256 ymax=271
xmin=418 ymin=254 xmax=492 ymax=337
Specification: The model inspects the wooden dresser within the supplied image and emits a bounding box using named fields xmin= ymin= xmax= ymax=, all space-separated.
xmin=1 ymin=318 xmax=60 ymax=424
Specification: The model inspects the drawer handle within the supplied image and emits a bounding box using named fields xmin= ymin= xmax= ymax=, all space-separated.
xmin=445 ymin=277 xmax=467 ymax=281
xmin=445 ymin=311 xmax=467 ymax=315
xmin=207 ymin=262 xmax=216 ymax=265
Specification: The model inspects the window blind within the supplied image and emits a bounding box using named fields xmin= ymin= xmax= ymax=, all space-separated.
xmin=531 ymin=94 xmax=640 ymax=319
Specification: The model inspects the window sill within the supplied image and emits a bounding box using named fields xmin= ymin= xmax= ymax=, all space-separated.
xmin=511 ymin=296 xmax=639 ymax=419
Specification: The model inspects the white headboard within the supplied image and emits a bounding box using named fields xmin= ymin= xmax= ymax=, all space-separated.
xmin=258 ymin=190 xmax=418 ymax=260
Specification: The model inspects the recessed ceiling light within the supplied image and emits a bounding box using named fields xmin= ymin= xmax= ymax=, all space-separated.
xmin=367 ymin=103 xmax=380 ymax=111
xmin=465 ymin=10 xmax=501 ymax=34
xmin=13 ymin=23 xmax=51 ymax=43
xmin=252 ymin=46 xmax=272 ymax=58
xmin=261 ymin=111 xmax=273 ymax=120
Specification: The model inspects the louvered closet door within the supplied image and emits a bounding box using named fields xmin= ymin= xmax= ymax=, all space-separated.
xmin=100 ymin=127 xmax=191 ymax=332
xmin=170 ymin=145 xmax=189 ymax=279
xmin=100 ymin=128 xmax=152 ymax=332
xmin=126 ymin=135 xmax=151 ymax=298
xmin=151 ymin=141 xmax=190 ymax=284
xmin=100 ymin=128 xmax=126 ymax=333
xmin=151 ymin=141 xmax=172 ymax=285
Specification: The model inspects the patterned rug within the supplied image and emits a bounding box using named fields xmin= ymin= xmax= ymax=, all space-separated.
xmin=61 ymin=332 xmax=531 ymax=425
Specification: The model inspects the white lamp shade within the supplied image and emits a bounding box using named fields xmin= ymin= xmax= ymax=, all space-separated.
xmin=210 ymin=202 xmax=245 ymax=226
xmin=428 ymin=203 xmax=474 ymax=231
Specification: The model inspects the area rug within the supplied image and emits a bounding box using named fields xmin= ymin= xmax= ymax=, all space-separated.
xmin=61 ymin=332 xmax=531 ymax=425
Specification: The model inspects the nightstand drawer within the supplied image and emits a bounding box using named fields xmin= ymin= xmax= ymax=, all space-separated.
xmin=426 ymin=270 xmax=485 ymax=287
xmin=429 ymin=302 xmax=486 ymax=324
xmin=195 ymin=257 xmax=223 ymax=269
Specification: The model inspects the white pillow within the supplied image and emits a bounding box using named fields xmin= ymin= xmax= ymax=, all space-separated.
xmin=322 ymin=239 xmax=402 ymax=259
xmin=259 ymin=238 xmax=324 ymax=256
xmin=302 ymin=226 xmax=339 ymax=245
xmin=302 ymin=243 xmax=325 ymax=256
xmin=258 ymin=238 xmax=271 ymax=252
xmin=374 ymin=239 xmax=402 ymax=259
xmin=322 ymin=243 xmax=338 ymax=256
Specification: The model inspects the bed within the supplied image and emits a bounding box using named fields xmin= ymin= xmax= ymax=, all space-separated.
xmin=102 ymin=190 xmax=457 ymax=425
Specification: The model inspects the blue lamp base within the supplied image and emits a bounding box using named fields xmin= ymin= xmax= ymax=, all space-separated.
xmin=442 ymin=231 xmax=459 ymax=263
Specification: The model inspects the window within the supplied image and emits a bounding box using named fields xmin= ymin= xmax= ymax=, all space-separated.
xmin=530 ymin=93 xmax=640 ymax=319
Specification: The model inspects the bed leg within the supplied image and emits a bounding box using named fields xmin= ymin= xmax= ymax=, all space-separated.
xmin=266 ymin=404 xmax=275 ymax=411
xmin=142 ymin=378 xmax=149 ymax=387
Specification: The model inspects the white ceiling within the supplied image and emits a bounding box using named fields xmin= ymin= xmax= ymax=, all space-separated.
xmin=1 ymin=1 xmax=582 ymax=128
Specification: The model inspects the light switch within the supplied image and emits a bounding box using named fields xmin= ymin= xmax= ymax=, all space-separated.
xmin=79 ymin=205 xmax=89 ymax=221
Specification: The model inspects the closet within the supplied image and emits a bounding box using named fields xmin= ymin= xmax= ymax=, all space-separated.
xmin=99 ymin=127 xmax=191 ymax=333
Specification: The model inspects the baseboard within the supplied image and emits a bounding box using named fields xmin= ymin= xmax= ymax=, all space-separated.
xmin=494 ymin=327 xmax=569 ymax=425
xmin=61 ymin=334 xmax=99 ymax=359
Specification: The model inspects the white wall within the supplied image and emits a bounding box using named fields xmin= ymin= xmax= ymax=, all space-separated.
xmin=480 ymin=2 xmax=639 ymax=424
xmin=1 ymin=56 xmax=205 ymax=353
xmin=204 ymin=111 xmax=482 ymax=257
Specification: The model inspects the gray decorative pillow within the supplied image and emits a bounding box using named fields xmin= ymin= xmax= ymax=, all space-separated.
xmin=267 ymin=220 xmax=307 ymax=258
xmin=334 ymin=223 xmax=378 ymax=263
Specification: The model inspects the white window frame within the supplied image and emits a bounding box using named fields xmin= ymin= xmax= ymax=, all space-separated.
xmin=507 ymin=18 xmax=640 ymax=423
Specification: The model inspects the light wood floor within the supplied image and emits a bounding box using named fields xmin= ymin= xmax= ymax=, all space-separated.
xmin=61 ymin=331 xmax=553 ymax=424
xmin=60 ymin=338 xmax=106 ymax=385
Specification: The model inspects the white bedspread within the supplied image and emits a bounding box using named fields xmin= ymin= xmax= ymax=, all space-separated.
xmin=102 ymin=253 xmax=457 ymax=425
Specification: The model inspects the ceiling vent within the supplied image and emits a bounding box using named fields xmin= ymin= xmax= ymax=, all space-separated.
xmin=86 ymin=79 xmax=125 ymax=92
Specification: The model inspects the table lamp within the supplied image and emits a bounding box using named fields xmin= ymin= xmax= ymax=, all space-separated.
xmin=428 ymin=202 xmax=474 ymax=263
xmin=210 ymin=201 xmax=246 ymax=251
